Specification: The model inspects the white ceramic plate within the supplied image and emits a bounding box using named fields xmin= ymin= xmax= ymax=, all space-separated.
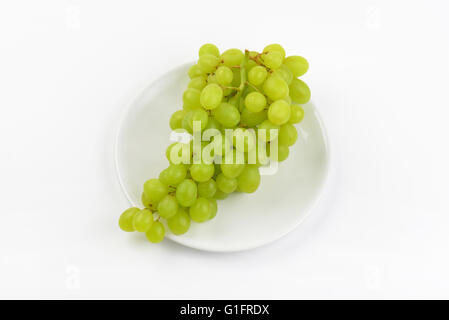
xmin=115 ymin=63 xmax=330 ymax=252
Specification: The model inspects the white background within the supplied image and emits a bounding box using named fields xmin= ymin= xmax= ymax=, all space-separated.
xmin=1 ymin=0 xmax=448 ymax=299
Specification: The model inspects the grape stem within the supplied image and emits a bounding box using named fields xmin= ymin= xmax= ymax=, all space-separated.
xmin=248 ymin=52 xmax=265 ymax=65
xmin=232 ymin=51 xmax=250 ymax=102
xmin=249 ymin=52 xmax=272 ymax=72
xmin=222 ymin=86 xmax=240 ymax=91
xmin=245 ymin=81 xmax=262 ymax=93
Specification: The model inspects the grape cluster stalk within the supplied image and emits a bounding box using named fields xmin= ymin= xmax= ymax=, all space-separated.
xmin=119 ymin=44 xmax=310 ymax=243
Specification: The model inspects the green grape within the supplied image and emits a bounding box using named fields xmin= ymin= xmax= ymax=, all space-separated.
xmin=263 ymin=44 xmax=286 ymax=60
xmin=168 ymin=143 xmax=189 ymax=164
xmin=159 ymin=168 xmax=170 ymax=185
xmin=246 ymin=51 xmax=259 ymax=71
xmin=207 ymin=73 xmax=218 ymax=84
xmin=223 ymin=88 xmax=233 ymax=96
xmin=249 ymin=51 xmax=259 ymax=59
xmin=283 ymin=95 xmax=292 ymax=105
xmin=167 ymin=207 xmax=191 ymax=235
xmin=203 ymin=133 xmax=224 ymax=155
xmin=289 ymin=79 xmax=311 ymax=104
xmin=232 ymin=128 xmax=256 ymax=153
xmin=278 ymin=124 xmax=298 ymax=146
xmin=222 ymin=161 xmax=242 ymax=181
xmin=240 ymin=108 xmax=267 ymax=127
xmin=166 ymin=142 xmax=192 ymax=164
xmin=132 ymin=208 xmax=153 ymax=232
xmin=214 ymin=190 xmax=229 ymax=200
xmin=246 ymin=84 xmax=258 ymax=94
xmin=145 ymin=221 xmax=165 ymax=243
xmin=244 ymin=92 xmax=266 ymax=113
xmin=214 ymin=102 xmax=240 ymax=128
xmin=143 ymin=179 xmax=168 ymax=205
xmin=268 ymin=100 xmax=291 ymax=125
xmin=157 ymin=195 xmax=178 ymax=219
xmin=119 ymin=207 xmax=140 ymax=232
xmin=188 ymin=76 xmax=207 ymax=91
xmin=257 ymin=141 xmax=271 ymax=166
xmin=164 ymin=164 xmax=187 ymax=186
xmin=188 ymin=64 xmax=204 ymax=79
xmin=190 ymin=108 xmax=209 ymax=131
xmin=221 ymin=150 xmax=245 ymax=178
xmin=181 ymin=110 xmax=194 ymax=133
xmin=263 ymin=75 xmax=289 ymax=101
xmin=269 ymin=143 xmax=289 ymax=162
xmin=200 ymin=141 xmax=215 ymax=164
xmin=237 ymin=165 xmax=261 ymax=193
xmin=274 ymin=65 xmax=293 ymax=85
xmin=221 ymin=134 xmax=233 ymax=156
xmin=207 ymin=133 xmax=231 ymax=157
xmin=284 ymin=56 xmax=309 ymax=77
xmin=289 ymin=105 xmax=305 ymax=124
xmin=176 ymin=179 xmax=197 ymax=207
xmin=189 ymin=197 xmax=213 ymax=222
xmin=169 ymin=110 xmax=186 ymax=130
xmin=205 ymin=116 xmax=222 ymax=131
xmin=209 ymin=199 xmax=218 ymax=219
xmin=216 ymin=173 xmax=238 ymax=193
xmin=198 ymin=179 xmax=217 ymax=198
xmin=198 ymin=54 xmax=220 ymax=73
xmin=200 ymin=84 xmax=223 ymax=110
xmin=246 ymin=61 xmax=257 ymax=71
xmin=236 ymin=98 xmax=245 ymax=111
xmin=231 ymin=68 xmax=241 ymax=87
xmin=226 ymin=94 xmax=238 ymax=109
xmin=215 ymin=66 xmax=233 ymax=86
xmin=248 ymin=66 xmax=268 ymax=86
xmin=190 ymin=163 xmax=215 ymax=182
xmin=257 ymin=120 xmax=279 ymax=142
xmin=142 ymin=192 xmax=151 ymax=208
xmin=221 ymin=48 xmax=244 ymax=67
xmin=199 ymin=141 xmax=213 ymax=162
xmin=246 ymin=140 xmax=269 ymax=166
xmin=199 ymin=43 xmax=220 ymax=57
xmin=277 ymin=145 xmax=290 ymax=162
xmin=262 ymin=51 xmax=283 ymax=70
xmin=182 ymin=88 xmax=201 ymax=110
xmin=191 ymin=140 xmax=211 ymax=163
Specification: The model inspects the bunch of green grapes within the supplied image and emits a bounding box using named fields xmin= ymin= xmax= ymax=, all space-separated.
xmin=119 ymin=44 xmax=310 ymax=243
